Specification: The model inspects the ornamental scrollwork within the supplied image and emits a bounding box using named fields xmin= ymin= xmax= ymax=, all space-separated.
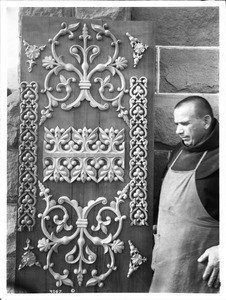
xmin=40 ymin=22 xmax=129 ymax=126
xmin=127 ymin=240 xmax=147 ymax=278
xmin=43 ymin=126 xmax=125 ymax=183
xmin=18 ymin=81 xmax=38 ymax=231
xmin=129 ymin=76 xmax=148 ymax=226
xmin=37 ymin=181 xmax=129 ymax=288
xmin=126 ymin=33 xmax=148 ymax=68
xmin=23 ymin=40 xmax=46 ymax=72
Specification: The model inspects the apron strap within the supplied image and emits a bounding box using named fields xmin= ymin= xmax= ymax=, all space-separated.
xmin=195 ymin=150 xmax=208 ymax=170
xmin=170 ymin=150 xmax=208 ymax=170
xmin=170 ymin=150 xmax=183 ymax=169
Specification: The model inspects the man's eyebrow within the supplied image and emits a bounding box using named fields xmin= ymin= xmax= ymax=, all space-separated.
xmin=174 ymin=121 xmax=190 ymax=125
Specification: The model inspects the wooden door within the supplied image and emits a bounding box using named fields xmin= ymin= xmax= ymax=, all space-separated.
xmin=15 ymin=16 xmax=155 ymax=293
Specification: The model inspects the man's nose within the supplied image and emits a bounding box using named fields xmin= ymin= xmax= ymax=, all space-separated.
xmin=176 ymin=124 xmax=183 ymax=135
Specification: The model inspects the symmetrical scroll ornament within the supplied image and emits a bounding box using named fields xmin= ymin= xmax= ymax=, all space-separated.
xmin=127 ymin=240 xmax=147 ymax=278
xmin=43 ymin=126 xmax=125 ymax=183
xmin=18 ymin=239 xmax=41 ymax=270
xmin=37 ymin=181 xmax=129 ymax=288
xmin=40 ymin=22 xmax=129 ymax=126
xmin=129 ymin=76 xmax=148 ymax=226
xmin=126 ymin=33 xmax=148 ymax=68
xmin=23 ymin=40 xmax=46 ymax=72
xmin=18 ymin=81 xmax=38 ymax=231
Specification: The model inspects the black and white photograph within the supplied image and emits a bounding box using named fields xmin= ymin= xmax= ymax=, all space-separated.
xmin=1 ymin=0 xmax=226 ymax=299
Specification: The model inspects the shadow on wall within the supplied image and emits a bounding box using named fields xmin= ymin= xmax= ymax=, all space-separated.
xmin=7 ymin=88 xmax=12 ymax=96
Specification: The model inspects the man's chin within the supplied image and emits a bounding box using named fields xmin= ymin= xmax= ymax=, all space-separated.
xmin=182 ymin=140 xmax=192 ymax=147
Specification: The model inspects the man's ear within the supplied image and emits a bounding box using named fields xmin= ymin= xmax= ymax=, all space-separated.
xmin=203 ymin=114 xmax=212 ymax=129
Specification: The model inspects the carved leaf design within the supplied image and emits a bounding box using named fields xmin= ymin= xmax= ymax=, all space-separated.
xmin=68 ymin=23 xmax=80 ymax=31
xmin=99 ymin=128 xmax=111 ymax=146
xmin=60 ymin=75 xmax=67 ymax=84
xmin=86 ymin=278 xmax=99 ymax=287
xmin=100 ymin=224 xmax=108 ymax=235
xmin=44 ymin=127 xmax=56 ymax=148
xmin=86 ymin=246 xmax=97 ymax=263
xmin=91 ymin=23 xmax=106 ymax=39
xmin=56 ymin=224 xmax=64 ymax=233
xmin=114 ymin=129 xmax=125 ymax=146
xmin=62 ymin=278 xmax=74 ymax=287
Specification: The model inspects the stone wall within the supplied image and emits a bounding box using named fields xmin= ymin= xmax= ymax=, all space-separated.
xmin=131 ymin=6 xmax=219 ymax=203
xmin=7 ymin=6 xmax=219 ymax=290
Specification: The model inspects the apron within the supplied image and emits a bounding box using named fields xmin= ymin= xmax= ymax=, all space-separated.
xmin=150 ymin=150 xmax=219 ymax=293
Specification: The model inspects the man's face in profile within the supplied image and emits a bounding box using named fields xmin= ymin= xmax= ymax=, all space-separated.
xmin=174 ymin=102 xmax=208 ymax=147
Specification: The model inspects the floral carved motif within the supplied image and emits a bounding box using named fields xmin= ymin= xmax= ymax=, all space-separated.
xmin=40 ymin=22 xmax=129 ymax=126
xmin=43 ymin=126 xmax=125 ymax=183
xmin=18 ymin=81 xmax=38 ymax=231
xmin=18 ymin=238 xmax=41 ymax=271
xmin=129 ymin=77 xmax=148 ymax=226
xmin=126 ymin=33 xmax=148 ymax=68
xmin=37 ymin=181 xmax=129 ymax=288
xmin=23 ymin=40 xmax=46 ymax=72
xmin=127 ymin=240 xmax=147 ymax=278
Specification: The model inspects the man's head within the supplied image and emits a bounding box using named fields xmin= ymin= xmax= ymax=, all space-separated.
xmin=174 ymin=96 xmax=214 ymax=147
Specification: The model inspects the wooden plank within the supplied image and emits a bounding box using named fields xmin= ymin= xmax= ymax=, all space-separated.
xmin=16 ymin=17 xmax=155 ymax=293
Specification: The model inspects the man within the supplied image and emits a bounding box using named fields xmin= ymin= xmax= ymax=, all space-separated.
xmin=150 ymin=96 xmax=219 ymax=293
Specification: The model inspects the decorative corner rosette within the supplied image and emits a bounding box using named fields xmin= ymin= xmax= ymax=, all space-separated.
xmin=18 ymin=239 xmax=41 ymax=271
xmin=126 ymin=32 xmax=148 ymax=68
xmin=40 ymin=22 xmax=129 ymax=126
xmin=23 ymin=40 xmax=46 ymax=72
xmin=127 ymin=240 xmax=147 ymax=278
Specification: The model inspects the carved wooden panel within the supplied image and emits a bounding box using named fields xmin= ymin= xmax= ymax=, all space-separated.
xmin=43 ymin=126 xmax=125 ymax=183
xmin=16 ymin=17 xmax=155 ymax=293
xmin=18 ymin=81 xmax=38 ymax=231
xmin=39 ymin=22 xmax=129 ymax=127
xmin=129 ymin=76 xmax=148 ymax=226
xmin=37 ymin=181 xmax=129 ymax=288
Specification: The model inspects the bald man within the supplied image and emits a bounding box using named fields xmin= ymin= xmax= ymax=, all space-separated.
xmin=150 ymin=96 xmax=219 ymax=293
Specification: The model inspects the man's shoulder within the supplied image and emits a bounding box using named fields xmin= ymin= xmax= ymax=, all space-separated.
xmin=168 ymin=143 xmax=182 ymax=165
xmin=197 ymin=147 xmax=219 ymax=178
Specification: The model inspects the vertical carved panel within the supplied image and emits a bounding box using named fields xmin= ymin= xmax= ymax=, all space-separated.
xmin=18 ymin=81 xmax=38 ymax=231
xmin=129 ymin=77 xmax=148 ymax=226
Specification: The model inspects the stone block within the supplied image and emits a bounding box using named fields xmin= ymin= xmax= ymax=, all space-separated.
xmin=7 ymin=149 xmax=19 ymax=202
xmin=159 ymin=48 xmax=219 ymax=93
xmin=7 ymin=255 xmax=16 ymax=283
xmin=7 ymin=90 xmax=20 ymax=148
xmin=7 ymin=204 xmax=17 ymax=285
xmin=7 ymin=204 xmax=17 ymax=256
xmin=74 ymin=7 xmax=131 ymax=21
xmin=20 ymin=7 xmax=74 ymax=17
xmin=131 ymin=7 xmax=219 ymax=46
xmin=154 ymin=94 xmax=219 ymax=146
